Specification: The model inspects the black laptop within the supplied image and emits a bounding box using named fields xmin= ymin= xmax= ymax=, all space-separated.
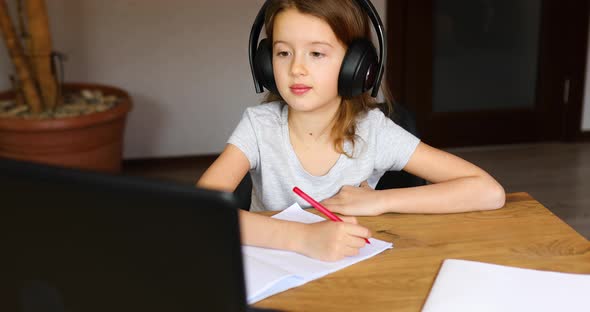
xmin=0 ymin=158 xmax=276 ymax=312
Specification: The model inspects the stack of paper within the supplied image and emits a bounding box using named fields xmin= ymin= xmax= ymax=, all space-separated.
xmin=243 ymin=203 xmax=393 ymax=303
xmin=422 ymin=259 xmax=590 ymax=312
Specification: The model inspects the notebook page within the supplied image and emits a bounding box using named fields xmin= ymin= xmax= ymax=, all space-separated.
xmin=244 ymin=203 xmax=393 ymax=303
xmin=422 ymin=259 xmax=590 ymax=312
xmin=242 ymin=254 xmax=295 ymax=301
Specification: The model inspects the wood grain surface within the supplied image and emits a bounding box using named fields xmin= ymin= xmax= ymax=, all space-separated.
xmin=253 ymin=192 xmax=590 ymax=312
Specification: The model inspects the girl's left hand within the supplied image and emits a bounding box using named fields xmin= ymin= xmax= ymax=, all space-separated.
xmin=321 ymin=181 xmax=385 ymax=216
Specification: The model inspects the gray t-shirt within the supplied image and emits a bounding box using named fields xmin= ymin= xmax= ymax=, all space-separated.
xmin=228 ymin=101 xmax=420 ymax=212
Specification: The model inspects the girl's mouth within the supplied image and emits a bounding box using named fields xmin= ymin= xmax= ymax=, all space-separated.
xmin=290 ymin=84 xmax=312 ymax=95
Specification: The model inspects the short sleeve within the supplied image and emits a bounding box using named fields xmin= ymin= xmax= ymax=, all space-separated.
xmin=227 ymin=110 xmax=260 ymax=170
xmin=372 ymin=111 xmax=420 ymax=172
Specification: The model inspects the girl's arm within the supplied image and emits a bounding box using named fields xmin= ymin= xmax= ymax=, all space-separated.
xmin=197 ymin=144 xmax=371 ymax=261
xmin=322 ymin=142 xmax=506 ymax=215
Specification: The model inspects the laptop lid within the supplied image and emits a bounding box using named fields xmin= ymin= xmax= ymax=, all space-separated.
xmin=1 ymin=158 xmax=247 ymax=312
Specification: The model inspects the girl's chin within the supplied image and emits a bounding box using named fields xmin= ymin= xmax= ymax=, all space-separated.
xmin=286 ymin=101 xmax=318 ymax=112
xmin=288 ymin=102 xmax=335 ymax=114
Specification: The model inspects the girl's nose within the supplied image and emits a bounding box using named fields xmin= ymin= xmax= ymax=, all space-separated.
xmin=290 ymin=57 xmax=307 ymax=76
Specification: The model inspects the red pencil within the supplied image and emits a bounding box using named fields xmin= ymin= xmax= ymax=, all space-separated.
xmin=293 ymin=186 xmax=371 ymax=244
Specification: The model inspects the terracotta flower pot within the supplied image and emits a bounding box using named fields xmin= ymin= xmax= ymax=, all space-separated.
xmin=0 ymin=83 xmax=132 ymax=173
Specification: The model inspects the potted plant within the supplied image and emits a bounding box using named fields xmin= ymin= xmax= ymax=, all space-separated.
xmin=0 ymin=0 xmax=132 ymax=173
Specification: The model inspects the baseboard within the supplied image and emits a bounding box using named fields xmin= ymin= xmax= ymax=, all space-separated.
xmin=122 ymin=154 xmax=219 ymax=171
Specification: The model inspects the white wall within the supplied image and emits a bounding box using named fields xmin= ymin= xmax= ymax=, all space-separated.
xmin=0 ymin=0 xmax=386 ymax=158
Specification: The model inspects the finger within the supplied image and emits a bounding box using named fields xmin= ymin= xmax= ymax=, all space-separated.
xmin=326 ymin=203 xmax=352 ymax=215
xmin=346 ymin=224 xmax=371 ymax=240
xmin=346 ymin=236 xmax=367 ymax=248
xmin=360 ymin=181 xmax=370 ymax=188
xmin=320 ymin=198 xmax=336 ymax=206
xmin=320 ymin=194 xmax=343 ymax=206
xmin=340 ymin=216 xmax=358 ymax=224
xmin=325 ymin=205 xmax=341 ymax=215
xmin=342 ymin=246 xmax=361 ymax=257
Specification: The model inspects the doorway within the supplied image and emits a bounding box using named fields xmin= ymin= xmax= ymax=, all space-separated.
xmin=387 ymin=0 xmax=589 ymax=147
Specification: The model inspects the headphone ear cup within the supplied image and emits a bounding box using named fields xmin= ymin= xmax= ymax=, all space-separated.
xmin=253 ymin=38 xmax=279 ymax=94
xmin=338 ymin=39 xmax=378 ymax=98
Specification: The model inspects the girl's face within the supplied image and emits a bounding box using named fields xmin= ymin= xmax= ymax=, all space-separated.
xmin=272 ymin=8 xmax=347 ymax=113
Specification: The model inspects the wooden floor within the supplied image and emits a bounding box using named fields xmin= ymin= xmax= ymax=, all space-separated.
xmin=123 ymin=142 xmax=590 ymax=240
xmin=447 ymin=142 xmax=590 ymax=240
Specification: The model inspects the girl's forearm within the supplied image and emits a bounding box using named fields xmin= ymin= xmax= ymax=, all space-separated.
xmin=238 ymin=209 xmax=305 ymax=252
xmin=378 ymin=175 xmax=505 ymax=214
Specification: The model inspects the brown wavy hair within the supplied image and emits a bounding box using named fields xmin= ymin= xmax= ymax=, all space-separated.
xmin=261 ymin=0 xmax=393 ymax=157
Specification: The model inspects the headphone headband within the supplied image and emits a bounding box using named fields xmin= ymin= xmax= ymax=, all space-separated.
xmin=248 ymin=0 xmax=386 ymax=98
xmin=354 ymin=0 xmax=385 ymax=97
xmin=249 ymin=1 xmax=270 ymax=94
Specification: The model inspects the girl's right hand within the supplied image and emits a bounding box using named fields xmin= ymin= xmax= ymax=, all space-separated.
xmin=296 ymin=216 xmax=371 ymax=261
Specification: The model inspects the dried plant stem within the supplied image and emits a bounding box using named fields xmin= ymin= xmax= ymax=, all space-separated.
xmin=0 ymin=0 xmax=42 ymax=113
xmin=16 ymin=0 xmax=27 ymax=37
xmin=25 ymin=0 xmax=58 ymax=110
xmin=10 ymin=75 xmax=25 ymax=106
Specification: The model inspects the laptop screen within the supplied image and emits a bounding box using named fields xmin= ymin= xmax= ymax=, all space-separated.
xmin=1 ymin=158 xmax=248 ymax=312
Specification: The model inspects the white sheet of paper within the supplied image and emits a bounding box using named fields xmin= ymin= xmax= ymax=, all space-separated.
xmin=243 ymin=203 xmax=393 ymax=304
xmin=422 ymin=259 xmax=590 ymax=312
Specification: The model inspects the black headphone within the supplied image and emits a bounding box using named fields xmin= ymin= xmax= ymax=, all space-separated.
xmin=248 ymin=0 xmax=386 ymax=98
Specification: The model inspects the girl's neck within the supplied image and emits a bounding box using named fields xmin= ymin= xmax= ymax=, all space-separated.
xmin=287 ymin=100 xmax=340 ymax=144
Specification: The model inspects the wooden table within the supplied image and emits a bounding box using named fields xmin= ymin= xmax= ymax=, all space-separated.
xmin=253 ymin=192 xmax=590 ymax=312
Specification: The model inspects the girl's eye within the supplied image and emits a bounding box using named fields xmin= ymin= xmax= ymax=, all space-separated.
xmin=311 ymin=52 xmax=325 ymax=58
xmin=276 ymin=51 xmax=290 ymax=57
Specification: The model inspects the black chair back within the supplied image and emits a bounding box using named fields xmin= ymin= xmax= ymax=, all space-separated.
xmin=375 ymin=102 xmax=426 ymax=190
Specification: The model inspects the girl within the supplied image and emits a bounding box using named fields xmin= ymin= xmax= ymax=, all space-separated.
xmin=197 ymin=0 xmax=505 ymax=261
